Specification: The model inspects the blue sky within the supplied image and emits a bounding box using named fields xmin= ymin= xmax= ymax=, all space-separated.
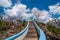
xmin=21 ymin=0 xmax=60 ymax=11
xmin=11 ymin=0 xmax=60 ymax=11
xmin=0 ymin=0 xmax=60 ymax=13
xmin=0 ymin=0 xmax=60 ymax=22
xmin=11 ymin=0 xmax=60 ymax=19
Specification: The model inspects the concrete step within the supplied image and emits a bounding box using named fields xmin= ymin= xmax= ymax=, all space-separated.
xmin=28 ymin=28 xmax=36 ymax=32
xmin=24 ymin=22 xmax=38 ymax=40
xmin=24 ymin=38 xmax=38 ymax=40
xmin=29 ymin=26 xmax=35 ymax=29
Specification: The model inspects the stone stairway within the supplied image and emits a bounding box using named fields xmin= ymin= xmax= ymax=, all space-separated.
xmin=24 ymin=21 xmax=38 ymax=40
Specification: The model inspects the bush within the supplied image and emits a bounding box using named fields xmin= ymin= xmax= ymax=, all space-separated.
xmin=0 ymin=20 xmax=9 ymax=31
xmin=46 ymin=23 xmax=60 ymax=38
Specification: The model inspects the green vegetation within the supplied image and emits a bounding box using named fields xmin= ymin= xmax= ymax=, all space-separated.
xmin=0 ymin=20 xmax=26 ymax=33
xmin=35 ymin=20 xmax=60 ymax=39
xmin=0 ymin=19 xmax=26 ymax=40
xmin=18 ymin=25 xmax=23 ymax=31
xmin=46 ymin=23 xmax=60 ymax=38
xmin=19 ymin=21 xmax=26 ymax=31
xmin=22 ymin=21 xmax=26 ymax=26
xmin=0 ymin=20 xmax=10 ymax=31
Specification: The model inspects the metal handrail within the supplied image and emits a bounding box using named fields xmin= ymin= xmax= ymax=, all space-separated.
xmin=33 ymin=21 xmax=46 ymax=40
xmin=5 ymin=21 xmax=29 ymax=40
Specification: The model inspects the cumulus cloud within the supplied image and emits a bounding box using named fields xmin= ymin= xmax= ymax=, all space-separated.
xmin=49 ymin=2 xmax=60 ymax=14
xmin=21 ymin=12 xmax=34 ymax=21
xmin=32 ymin=7 xmax=51 ymax=23
xmin=32 ymin=2 xmax=60 ymax=23
xmin=4 ymin=3 xmax=32 ymax=21
xmin=1 ymin=0 xmax=59 ymax=22
xmin=39 ymin=10 xmax=51 ymax=23
xmin=4 ymin=3 xmax=30 ymax=17
xmin=0 ymin=0 xmax=12 ymax=7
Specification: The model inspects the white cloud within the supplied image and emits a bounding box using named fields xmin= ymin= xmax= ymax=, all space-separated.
xmin=21 ymin=12 xmax=34 ymax=21
xmin=32 ymin=7 xmax=51 ymax=23
xmin=4 ymin=3 xmax=32 ymax=21
xmin=0 ymin=0 xmax=12 ymax=7
xmin=49 ymin=2 xmax=60 ymax=14
xmin=4 ymin=3 xmax=30 ymax=17
xmin=38 ymin=10 xmax=51 ymax=23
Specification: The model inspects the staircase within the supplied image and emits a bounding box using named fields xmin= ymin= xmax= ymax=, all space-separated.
xmin=24 ymin=21 xmax=38 ymax=40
